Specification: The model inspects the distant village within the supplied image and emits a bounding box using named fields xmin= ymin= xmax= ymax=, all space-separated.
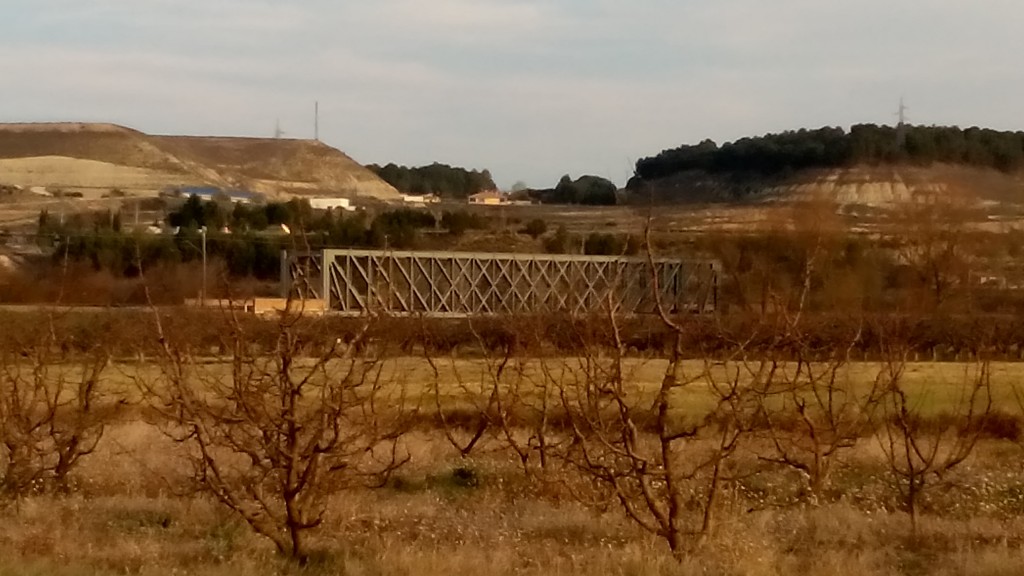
xmin=160 ymin=185 xmax=527 ymax=209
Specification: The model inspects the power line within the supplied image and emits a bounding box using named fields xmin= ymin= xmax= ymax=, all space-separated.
xmin=8 ymin=229 xmax=386 ymax=252
xmin=10 ymin=231 xmax=302 ymax=245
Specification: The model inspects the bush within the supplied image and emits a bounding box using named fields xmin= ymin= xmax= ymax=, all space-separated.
xmin=441 ymin=210 xmax=487 ymax=237
xmin=583 ymin=232 xmax=640 ymax=256
xmin=368 ymin=209 xmax=436 ymax=249
xmin=543 ymin=225 xmax=572 ymax=254
xmin=545 ymin=175 xmax=618 ymax=205
xmin=520 ymin=218 xmax=548 ymax=239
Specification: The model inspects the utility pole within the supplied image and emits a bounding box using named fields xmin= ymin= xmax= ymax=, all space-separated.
xmin=201 ymin=226 xmax=208 ymax=305
xmin=314 ymin=101 xmax=319 ymax=141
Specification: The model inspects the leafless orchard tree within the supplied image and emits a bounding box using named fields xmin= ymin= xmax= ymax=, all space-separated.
xmin=876 ymin=350 xmax=991 ymax=537
xmin=421 ymin=325 xmax=507 ymax=460
xmin=422 ymin=317 xmax=564 ymax=477
xmin=537 ymin=228 xmax=765 ymax=560
xmin=0 ymin=248 xmax=115 ymax=498
xmin=752 ymin=338 xmax=886 ymax=505
xmin=749 ymin=241 xmax=885 ymax=504
xmin=893 ymin=202 xmax=975 ymax=312
xmin=139 ymin=301 xmax=412 ymax=562
xmin=0 ymin=316 xmax=110 ymax=497
xmin=551 ymin=307 xmax=758 ymax=560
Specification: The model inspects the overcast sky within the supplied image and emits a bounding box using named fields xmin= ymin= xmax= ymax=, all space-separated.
xmin=3 ymin=1 xmax=1023 ymax=188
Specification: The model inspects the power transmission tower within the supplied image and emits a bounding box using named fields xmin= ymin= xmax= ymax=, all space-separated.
xmin=896 ymin=97 xmax=910 ymax=148
xmin=274 ymin=119 xmax=286 ymax=139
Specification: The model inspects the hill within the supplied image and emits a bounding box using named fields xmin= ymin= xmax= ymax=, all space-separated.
xmin=0 ymin=123 xmax=400 ymax=201
xmin=625 ymin=164 xmax=1024 ymax=207
xmin=627 ymin=125 xmax=1024 ymax=206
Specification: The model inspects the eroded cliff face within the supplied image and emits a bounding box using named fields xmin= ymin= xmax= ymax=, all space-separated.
xmin=771 ymin=167 xmax=946 ymax=204
xmin=629 ymin=164 xmax=1024 ymax=207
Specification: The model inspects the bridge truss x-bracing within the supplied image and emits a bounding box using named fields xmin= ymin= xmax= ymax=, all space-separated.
xmin=284 ymin=249 xmax=717 ymax=317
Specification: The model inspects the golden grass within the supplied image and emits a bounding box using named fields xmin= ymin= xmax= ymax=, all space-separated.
xmin=4 ymin=481 xmax=1024 ymax=575
xmin=0 ymin=414 xmax=1023 ymax=575
xmin=103 ymin=356 xmax=1024 ymax=417
xmin=4 ymin=358 xmax=1024 ymax=574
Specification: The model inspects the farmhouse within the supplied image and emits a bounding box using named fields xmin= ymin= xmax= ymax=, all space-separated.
xmin=468 ymin=190 xmax=507 ymax=205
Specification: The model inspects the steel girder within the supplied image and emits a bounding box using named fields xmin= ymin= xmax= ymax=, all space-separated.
xmin=285 ymin=249 xmax=717 ymax=317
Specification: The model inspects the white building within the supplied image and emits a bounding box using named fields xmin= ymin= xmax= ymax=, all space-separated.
xmin=309 ymin=197 xmax=355 ymax=211
xmin=402 ymin=194 xmax=440 ymax=204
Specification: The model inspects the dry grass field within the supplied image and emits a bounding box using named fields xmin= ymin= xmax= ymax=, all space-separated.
xmin=2 ymin=424 xmax=1024 ymax=576
xmin=2 ymin=357 xmax=1024 ymax=575
xmin=105 ymin=357 xmax=1024 ymax=417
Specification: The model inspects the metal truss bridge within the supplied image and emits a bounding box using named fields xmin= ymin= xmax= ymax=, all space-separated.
xmin=284 ymin=249 xmax=717 ymax=317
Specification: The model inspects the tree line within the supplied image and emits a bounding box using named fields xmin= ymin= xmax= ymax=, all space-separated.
xmin=366 ymin=161 xmax=620 ymax=206
xmin=36 ymin=198 xmax=490 ymax=281
xmin=524 ymin=174 xmax=618 ymax=205
xmin=367 ymin=162 xmax=497 ymax=198
xmin=30 ymin=196 xmax=649 ymax=289
xmin=631 ymin=124 xmax=1024 ymax=185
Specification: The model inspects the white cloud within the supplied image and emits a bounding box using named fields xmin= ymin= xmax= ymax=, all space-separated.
xmin=383 ymin=0 xmax=549 ymax=30
xmin=3 ymin=0 xmax=1024 ymax=186
xmin=33 ymin=0 xmax=307 ymax=34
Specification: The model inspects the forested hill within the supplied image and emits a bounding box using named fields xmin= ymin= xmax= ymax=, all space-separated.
xmin=630 ymin=125 xmax=1024 ymax=185
xmin=367 ymin=162 xmax=496 ymax=198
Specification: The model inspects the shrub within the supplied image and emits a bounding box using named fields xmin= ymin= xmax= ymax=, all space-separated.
xmin=441 ymin=210 xmax=488 ymax=237
xmin=520 ymin=218 xmax=548 ymax=239
xmin=583 ymin=233 xmax=640 ymax=256
xmin=543 ymin=225 xmax=572 ymax=254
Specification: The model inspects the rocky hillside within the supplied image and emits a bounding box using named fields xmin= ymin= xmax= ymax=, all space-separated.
xmin=0 ymin=123 xmax=400 ymax=201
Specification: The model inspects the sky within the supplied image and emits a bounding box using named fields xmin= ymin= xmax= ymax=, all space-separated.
xmin=2 ymin=1 xmax=1023 ymax=188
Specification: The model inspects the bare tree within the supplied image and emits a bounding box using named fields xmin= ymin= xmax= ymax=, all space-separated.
xmin=529 ymin=225 xmax=763 ymax=560
xmin=423 ymin=317 xmax=563 ymax=476
xmin=421 ymin=327 xmax=504 ymax=460
xmin=752 ymin=327 xmax=886 ymax=504
xmin=877 ymin=353 xmax=991 ymax=536
xmin=721 ymin=203 xmax=886 ymax=504
xmin=550 ymin=301 xmax=757 ymax=560
xmin=140 ymin=304 xmax=411 ymax=562
xmin=893 ymin=203 xmax=975 ymax=312
xmin=0 ymin=317 xmax=110 ymax=497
